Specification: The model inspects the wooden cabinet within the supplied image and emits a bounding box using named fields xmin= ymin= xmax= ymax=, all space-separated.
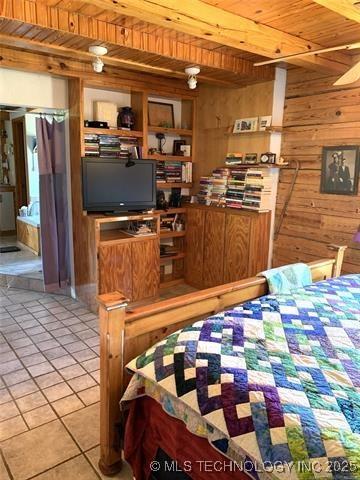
xmin=99 ymin=243 xmax=132 ymax=298
xmin=185 ymin=205 xmax=270 ymax=289
xmin=203 ymin=210 xmax=225 ymax=288
xmin=132 ymin=238 xmax=159 ymax=301
xmin=224 ymin=214 xmax=251 ymax=283
xmin=185 ymin=207 xmax=205 ymax=288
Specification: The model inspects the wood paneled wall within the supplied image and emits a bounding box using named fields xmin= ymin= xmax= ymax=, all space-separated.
xmin=194 ymin=81 xmax=274 ymax=190
xmin=273 ymin=68 xmax=360 ymax=274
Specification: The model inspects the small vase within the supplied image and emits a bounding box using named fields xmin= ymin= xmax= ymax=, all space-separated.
xmin=118 ymin=107 xmax=135 ymax=130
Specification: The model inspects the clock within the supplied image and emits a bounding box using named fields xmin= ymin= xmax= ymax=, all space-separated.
xmin=260 ymin=152 xmax=276 ymax=164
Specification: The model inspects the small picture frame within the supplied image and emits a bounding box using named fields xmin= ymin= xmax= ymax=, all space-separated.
xmin=259 ymin=115 xmax=272 ymax=131
xmin=173 ymin=140 xmax=186 ymax=156
xmin=233 ymin=117 xmax=258 ymax=134
xmin=321 ymin=146 xmax=359 ymax=195
xmin=148 ymin=101 xmax=175 ymax=128
xmin=244 ymin=153 xmax=258 ymax=164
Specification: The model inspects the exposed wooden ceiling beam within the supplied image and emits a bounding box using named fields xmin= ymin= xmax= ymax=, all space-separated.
xmin=0 ymin=0 xmax=273 ymax=83
xmin=70 ymin=0 xmax=353 ymax=74
xmin=312 ymin=0 xmax=360 ymax=23
xmin=0 ymin=33 xmax=239 ymax=87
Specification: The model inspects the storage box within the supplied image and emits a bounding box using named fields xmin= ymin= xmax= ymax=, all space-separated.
xmin=94 ymin=101 xmax=118 ymax=128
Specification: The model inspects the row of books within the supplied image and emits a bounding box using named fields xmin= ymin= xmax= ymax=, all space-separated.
xmin=84 ymin=134 xmax=140 ymax=159
xmin=156 ymin=161 xmax=192 ymax=183
xmin=197 ymin=167 xmax=273 ymax=211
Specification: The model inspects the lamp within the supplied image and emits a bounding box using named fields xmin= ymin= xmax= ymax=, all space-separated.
xmin=185 ymin=66 xmax=200 ymax=90
xmin=88 ymin=45 xmax=108 ymax=73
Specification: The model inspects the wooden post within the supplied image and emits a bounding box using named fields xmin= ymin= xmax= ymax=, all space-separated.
xmin=328 ymin=244 xmax=347 ymax=277
xmin=97 ymin=291 xmax=128 ymax=476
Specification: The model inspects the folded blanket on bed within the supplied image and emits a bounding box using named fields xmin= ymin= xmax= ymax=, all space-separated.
xmin=259 ymin=262 xmax=312 ymax=294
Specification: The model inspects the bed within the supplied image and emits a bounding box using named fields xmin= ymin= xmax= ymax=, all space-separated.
xmin=96 ymin=245 xmax=359 ymax=479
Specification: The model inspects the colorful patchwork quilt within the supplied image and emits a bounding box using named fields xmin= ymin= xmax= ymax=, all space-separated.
xmin=123 ymin=275 xmax=360 ymax=479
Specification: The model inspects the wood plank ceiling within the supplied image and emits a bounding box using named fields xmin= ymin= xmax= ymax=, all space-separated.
xmin=0 ymin=0 xmax=359 ymax=86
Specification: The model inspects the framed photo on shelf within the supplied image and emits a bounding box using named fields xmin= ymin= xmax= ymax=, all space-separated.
xmin=148 ymin=101 xmax=175 ymax=128
xmin=173 ymin=139 xmax=186 ymax=155
xmin=320 ymin=146 xmax=359 ymax=195
xmin=259 ymin=115 xmax=272 ymax=131
xmin=244 ymin=153 xmax=258 ymax=164
xmin=233 ymin=117 xmax=258 ymax=134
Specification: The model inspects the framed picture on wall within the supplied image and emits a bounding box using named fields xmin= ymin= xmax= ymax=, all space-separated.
xmin=233 ymin=117 xmax=258 ymax=134
xmin=320 ymin=146 xmax=359 ymax=195
xmin=148 ymin=101 xmax=174 ymax=128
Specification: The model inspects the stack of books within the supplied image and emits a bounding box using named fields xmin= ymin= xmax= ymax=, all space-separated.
xmin=99 ymin=135 xmax=121 ymax=158
xmin=156 ymin=161 xmax=166 ymax=182
xmin=225 ymin=168 xmax=247 ymax=209
xmin=197 ymin=168 xmax=230 ymax=206
xmin=119 ymin=137 xmax=140 ymax=159
xmin=243 ymin=169 xmax=273 ymax=211
xmin=165 ymin=161 xmax=182 ymax=183
xmin=181 ymin=162 xmax=192 ymax=183
xmin=84 ymin=134 xmax=100 ymax=156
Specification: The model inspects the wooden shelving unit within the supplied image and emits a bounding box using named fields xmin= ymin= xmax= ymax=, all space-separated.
xmin=160 ymin=230 xmax=186 ymax=239
xmin=148 ymin=126 xmax=193 ymax=137
xmin=148 ymin=154 xmax=192 ymax=162
xmin=157 ymin=182 xmax=192 ymax=188
xmin=83 ymin=127 xmax=144 ymax=138
xmin=160 ymin=252 xmax=186 ymax=264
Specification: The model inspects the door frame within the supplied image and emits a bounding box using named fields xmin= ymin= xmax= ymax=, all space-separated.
xmin=12 ymin=116 xmax=29 ymax=212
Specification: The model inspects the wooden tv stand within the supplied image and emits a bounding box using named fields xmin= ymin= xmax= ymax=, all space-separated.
xmin=85 ymin=212 xmax=160 ymax=311
xmin=79 ymin=207 xmax=271 ymax=312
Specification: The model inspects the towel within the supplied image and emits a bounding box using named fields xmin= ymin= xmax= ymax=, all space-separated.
xmin=259 ymin=262 xmax=312 ymax=294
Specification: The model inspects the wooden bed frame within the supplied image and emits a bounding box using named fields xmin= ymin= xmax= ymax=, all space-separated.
xmin=96 ymin=244 xmax=347 ymax=475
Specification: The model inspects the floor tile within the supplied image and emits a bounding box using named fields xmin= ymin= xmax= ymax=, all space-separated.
xmin=81 ymin=357 xmax=100 ymax=373
xmin=43 ymin=382 xmax=73 ymax=402
xmin=0 ymin=388 xmax=12 ymax=405
xmin=3 ymin=368 xmax=31 ymax=387
xmin=64 ymin=340 xmax=88 ymax=353
xmin=16 ymin=391 xmax=47 ymax=413
xmin=50 ymin=354 xmax=77 ymax=369
xmin=77 ymin=386 xmax=100 ymax=406
xmin=9 ymin=379 xmax=39 ymax=399
xmin=32 ymin=455 xmax=99 ymax=480
xmin=0 ymin=415 xmax=28 ymax=441
xmin=0 ymin=454 xmax=11 ymax=480
xmin=9 ymin=337 xmax=33 ymax=349
xmin=23 ymin=404 xmax=57 ymax=429
xmin=27 ymin=362 xmax=54 ymax=377
xmin=62 ymin=403 xmax=100 ymax=451
xmin=67 ymin=374 xmax=97 ymax=393
xmin=42 ymin=346 xmax=68 ymax=360
xmin=36 ymin=339 xmax=60 ymax=351
xmin=15 ymin=344 xmax=39 ymax=357
xmin=0 ymin=359 xmax=23 ymax=376
xmin=90 ymin=370 xmax=100 ymax=383
xmin=86 ymin=446 xmax=133 ymax=480
xmin=35 ymin=372 xmax=63 ymax=389
xmin=21 ymin=352 xmax=47 ymax=367
xmin=72 ymin=348 xmax=97 ymax=362
xmin=59 ymin=363 xmax=86 ymax=380
xmin=0 ymin=400 xmax=20 ymax=421
xmin=51 ymin=394 xmax=84 ymax=417
xmin=1 ymin=420 xmax=80 ymax=480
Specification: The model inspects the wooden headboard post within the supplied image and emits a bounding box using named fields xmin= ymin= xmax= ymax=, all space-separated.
xmin=97 ymin=292 xmax=128 ymax=476
xmin=96 ymin=245 xmax=347 ymax=476
xmin=328 ymin=244 xmax=347 ymax=277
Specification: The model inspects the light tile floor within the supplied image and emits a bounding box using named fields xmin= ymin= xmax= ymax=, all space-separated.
xmin=0 ymin=286 xmax=133 ymax=480
xmin=0 ymin=236 xmax=43 ymax=280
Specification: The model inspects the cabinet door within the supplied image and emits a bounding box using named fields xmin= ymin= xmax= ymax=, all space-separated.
xmin=132 ymin=238 xmax=159 ymax=301
xmin=98 ymin=243 xmax=132 ymax=298
xmin=203 ymin=210 xmax=226 ymax=288
xmin=185 ymin=207 xmax=205 ymax=288
xmin=224 ymin=214 xmax=250 ymax=283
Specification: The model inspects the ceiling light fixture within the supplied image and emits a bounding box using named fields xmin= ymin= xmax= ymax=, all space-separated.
xmin=185 ymin=66 xmax=200 ymax=89
xmin=88 ymin=45 xmax=108 ymax=73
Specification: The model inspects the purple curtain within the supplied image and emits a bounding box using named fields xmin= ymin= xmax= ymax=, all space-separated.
xmin=36 ymin=117 xmax=70 ymax=292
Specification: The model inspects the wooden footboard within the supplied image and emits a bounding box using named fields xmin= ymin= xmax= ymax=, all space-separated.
xmin=97 ymin=244 xmax=347 ymax=475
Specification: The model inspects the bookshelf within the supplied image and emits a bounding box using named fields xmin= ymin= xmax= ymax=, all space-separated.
xmin=83 ymin=127 xmax=143 ymax=138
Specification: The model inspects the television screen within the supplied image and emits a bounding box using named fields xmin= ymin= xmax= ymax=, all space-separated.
xmin=82 ymin=158 xmax=157 ymax=212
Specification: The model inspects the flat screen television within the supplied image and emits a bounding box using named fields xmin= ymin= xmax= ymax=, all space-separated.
xmin=82 ymin=157 xmax=157 ymax=212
